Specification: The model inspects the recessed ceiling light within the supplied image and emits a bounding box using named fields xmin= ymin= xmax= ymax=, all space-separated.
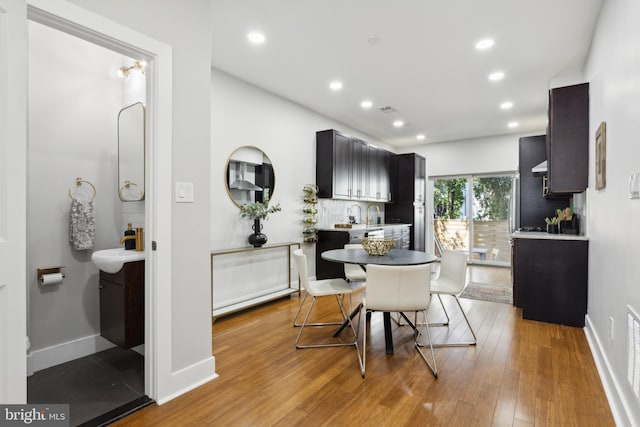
xmin=247 ymin=32 xmax=266 ymax=44
xmin=393 ymin=120 xmax=404 ymax=128
xmin=475 ymin=38 xmax=494 ymax=50
xmin=500 ymin=101 xmax=514 ymax=110
xmin=416 ymin=134 xmax=426 ymax=140
xmin=488 ymin=71 xmax=505 ymax=81
xmin=361 ymin=100 xmax=373 ymax=109
xmin=508 ymin=121 xmax=519 ymax=128
xmin=329 ymin=81 xmax=343 ymax=91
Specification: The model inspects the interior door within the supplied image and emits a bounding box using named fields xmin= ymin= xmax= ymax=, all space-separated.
xmin=0 ymin=0 xmax=28 ymax=403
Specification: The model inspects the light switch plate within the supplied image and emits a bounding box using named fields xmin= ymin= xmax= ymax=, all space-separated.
xmin=175 ymin=182 xmax=194 ymax=203
xmin=629 ymin=172 xmax=640 ymax=199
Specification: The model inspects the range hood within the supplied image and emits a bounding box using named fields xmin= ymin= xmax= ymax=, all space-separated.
xmin=229 ymin=162 xmax=262 ymax=191
xmin=532 ymin=160 xmax=547 ymax=176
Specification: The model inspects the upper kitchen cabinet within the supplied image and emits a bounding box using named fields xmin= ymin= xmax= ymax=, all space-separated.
xmin=316 ymin=129 xmax=391 ymax=201
xmin=367 ymin=144 xmax=392 ymax=201
xmin=545 ymin=82 xmax=589 ymax=196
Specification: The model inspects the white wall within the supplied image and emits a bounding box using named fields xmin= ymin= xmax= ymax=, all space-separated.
xmin=583 ymin=0 xmax=640 ymax=424
xmin=65 ymin=0 xmax=214 ymax=399
xmin=398 ymin=132 xmax=540 ymax=178
xmin=27 ymin=22 xmax=131 ymax=356
xmin=210 ymin=68 xmax=386 ymax=259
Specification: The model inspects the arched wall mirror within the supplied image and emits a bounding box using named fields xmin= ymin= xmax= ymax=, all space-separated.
xmin=118 ymin=102 xmax=145 ymax=201
xmin=225 ymin=146 xmax=275 ymax=208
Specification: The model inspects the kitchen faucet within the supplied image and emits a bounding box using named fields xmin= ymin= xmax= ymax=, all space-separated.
xmin=366 ymin=204 xmax=381 ymax=226
xmin=350 ymin=204 xmax=362 ymax=224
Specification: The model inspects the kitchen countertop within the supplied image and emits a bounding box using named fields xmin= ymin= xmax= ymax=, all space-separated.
xmin=318 ymin=223 xmax=411 ymax=232
xmin=510 ymin=231 xmax=588 ymax=241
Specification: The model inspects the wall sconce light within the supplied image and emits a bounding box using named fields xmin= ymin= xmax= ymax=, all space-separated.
xmin=117 ymin=60 xmax=146 ymax=78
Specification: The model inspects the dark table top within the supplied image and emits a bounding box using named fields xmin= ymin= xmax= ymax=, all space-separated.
xmin=321 ymin=248 xmax=437 ymax=266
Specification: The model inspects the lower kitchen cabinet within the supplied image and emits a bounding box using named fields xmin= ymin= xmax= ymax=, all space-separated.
xmin=513 ymin=237 xmax=588 ymax=327
xmin=316 ymin=230 xmax=349 ymax=280
xmin=99 ymin=260 xmax=144 ymax=348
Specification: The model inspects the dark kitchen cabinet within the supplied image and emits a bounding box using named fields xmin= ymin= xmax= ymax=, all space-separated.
xmin=545 ymin=82 xmax=589 ymax=196
xmin=315 ymin=230 xmax=349 ymax=279
xmin=367 ymin=145 xmax=391 ymax=201
xmin=385 ymin=153 xmax=426 ymax=251
xmin=351 ymin=138 xmax=369 ymax=200
xmin=316 ymin=129 xmax=391 ymax=201
xmin=99 ymin=260 xmax=144 ymax=348
xmin=519 ymin=135 xmax=569 ymax=229
xmin=512 ymin=237 xmax=588 ymax=327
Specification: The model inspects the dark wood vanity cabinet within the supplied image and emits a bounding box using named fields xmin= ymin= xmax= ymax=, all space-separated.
xmin=512 ymin=238 xmax=588 ymax=327
xmin=99 ymin=260 xmax=144 ymax=348
xmin=316 ymin=129 xmax=391 ymax=202
xmin=545 ymin=82 xmax=589 ymax=196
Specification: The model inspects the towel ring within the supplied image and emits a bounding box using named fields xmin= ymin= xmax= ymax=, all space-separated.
xmin=119 ymin=180 xmax=138 ymax=200
xmin=68 ymin=177 xmax=96 ymax=201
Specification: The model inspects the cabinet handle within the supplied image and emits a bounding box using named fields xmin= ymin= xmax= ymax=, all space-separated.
xmin=98 ymin=285 xmax=105 ymax=289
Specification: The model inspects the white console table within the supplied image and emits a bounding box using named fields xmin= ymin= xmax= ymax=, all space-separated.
xmin=210 ymin=242 xmax=301 ymax=319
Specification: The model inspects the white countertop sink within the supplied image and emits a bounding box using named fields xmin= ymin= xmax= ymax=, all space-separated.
xmin=91 ymin=248 xmax=145 ymax=274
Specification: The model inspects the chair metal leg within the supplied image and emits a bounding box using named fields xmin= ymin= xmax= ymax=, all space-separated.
xmin=296 ymin=294 xmax=364 ymax=376
xmin=425 ymin=295 xmax=477 ymax=347
xmin=293 ymin=292 xmax=345 ymax=327
xmin=415 ymin=309 xmax=438 ymax=378
xmin=427 ymin=294 xmax=450 ymax=327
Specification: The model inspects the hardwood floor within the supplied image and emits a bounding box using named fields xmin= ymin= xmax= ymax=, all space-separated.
xmin=114 ymin=270 xmax=614 ymax=426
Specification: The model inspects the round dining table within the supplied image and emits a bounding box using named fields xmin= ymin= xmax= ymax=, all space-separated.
xmin=321 ymin=248 xmax=438 ymax=355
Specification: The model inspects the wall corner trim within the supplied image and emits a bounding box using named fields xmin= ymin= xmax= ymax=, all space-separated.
xmin=155 ymin=356 xmax=217 ymax=405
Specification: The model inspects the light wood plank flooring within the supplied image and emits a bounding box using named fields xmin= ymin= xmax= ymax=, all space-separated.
xmin=114 ymin=268 xmax=614 ymax=426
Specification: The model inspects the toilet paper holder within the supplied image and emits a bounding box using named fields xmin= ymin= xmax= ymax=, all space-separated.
xmin=37 ymin=266 xmax=65 ymax=281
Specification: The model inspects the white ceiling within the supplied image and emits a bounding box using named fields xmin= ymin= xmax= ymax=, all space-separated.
xmin=211 ymin=0 xmax=603 ymax=148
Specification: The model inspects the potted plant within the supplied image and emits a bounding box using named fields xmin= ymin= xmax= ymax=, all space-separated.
xmin=239 ymin=201 xmax=281 ymax=247
xmin=544 ymin=216 xmax=560 ymax=234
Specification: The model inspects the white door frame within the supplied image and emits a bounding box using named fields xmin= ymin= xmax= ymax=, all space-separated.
xmin=25 ymin=0 xmax=173 ymax=401
xmin=0 ymin=0 xmax=28 ymax=404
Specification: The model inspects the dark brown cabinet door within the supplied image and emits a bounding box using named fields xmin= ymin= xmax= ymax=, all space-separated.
xmin=546 ymin=83 xmax=589 ymax=195
xmin=99 ymin=261 xmax=144 ymax=348
xmin=385 ymin=153 xmax=426 ymax=251
xmin=513 ymin=238 xmax=588 ymax=327
xmin=316 ymin=129 xmax=391 ymax=201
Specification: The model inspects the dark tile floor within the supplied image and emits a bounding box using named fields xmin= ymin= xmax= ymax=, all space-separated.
xmin=28 ymin=346 xmax=147 ymax=426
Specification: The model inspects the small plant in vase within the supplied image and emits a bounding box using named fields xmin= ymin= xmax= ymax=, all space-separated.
xmin=239 ymin=201 xmax=281 ymax=247
xmin=544 ymin=216 xmax=560 ymax=234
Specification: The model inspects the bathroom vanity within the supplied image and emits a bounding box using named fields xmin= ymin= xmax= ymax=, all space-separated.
xmin=99 ymin=260 xmax=144 ymax=348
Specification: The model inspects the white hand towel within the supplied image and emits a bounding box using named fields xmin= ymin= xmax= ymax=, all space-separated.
xmin=69 ymin=198 xmax=95 ymax=250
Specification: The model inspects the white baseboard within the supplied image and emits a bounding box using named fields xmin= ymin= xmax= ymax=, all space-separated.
xmin=585 ymin=314 xmax=638 ymax=427
xmin=27 ymin=334 xmax=115 ymax=375
xmin=155 ymin=355 xmax=217 ymax=405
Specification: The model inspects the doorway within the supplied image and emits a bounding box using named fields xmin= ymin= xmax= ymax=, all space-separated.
xmin=25 ymin=19 xmax=151 ymax=425
xmin=432 ymin=174 xmax=514 ymax=267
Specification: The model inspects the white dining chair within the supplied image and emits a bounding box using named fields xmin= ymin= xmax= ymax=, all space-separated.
xmin=343 ymin=244 xmax=367 ymax=286
xmin=292 ymin=250 xmax=363 ymax=371
xmin=429 ymin=249 xmax=477 ymax=347
xmin=361 ymin=263 xmax=437 ymax=378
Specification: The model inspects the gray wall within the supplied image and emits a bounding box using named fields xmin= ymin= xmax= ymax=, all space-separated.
xmin=68 ymin=0 xmax=214 ymax=377
xmin=27 ymin=21 xmax=126 ymax=354
xmin=584 ymin=0 xmax=640 ymax=424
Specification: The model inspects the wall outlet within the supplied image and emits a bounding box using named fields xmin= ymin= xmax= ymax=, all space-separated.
xmin=610 ymin=316 xmax=615 ymax=341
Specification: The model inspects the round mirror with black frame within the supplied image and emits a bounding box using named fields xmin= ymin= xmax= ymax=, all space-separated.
xmin=225 ymin=146 xmax=275 ymax=208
